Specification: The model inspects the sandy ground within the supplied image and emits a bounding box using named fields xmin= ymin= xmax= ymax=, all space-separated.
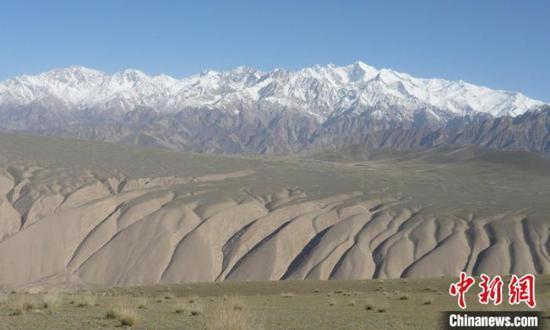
xmin=0 ymin=133 xmax=549 ymax=289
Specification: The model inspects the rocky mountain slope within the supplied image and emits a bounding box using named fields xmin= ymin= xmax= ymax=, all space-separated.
xmin=0 ymin=63 xmax=547 ymax=156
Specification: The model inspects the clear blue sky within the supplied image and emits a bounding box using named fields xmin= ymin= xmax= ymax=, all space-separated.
xmin=1 ymin=0 xmax=548 ymax=101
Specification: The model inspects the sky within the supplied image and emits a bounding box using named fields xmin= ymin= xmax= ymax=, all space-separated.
xmin=0 ymin=0 xmax=548 ymax=101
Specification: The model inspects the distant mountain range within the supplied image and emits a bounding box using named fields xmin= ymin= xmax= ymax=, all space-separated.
xmin=0 ymin=62 xmax=548 ymax=156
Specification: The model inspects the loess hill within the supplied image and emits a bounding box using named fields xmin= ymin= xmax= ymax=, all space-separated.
xmin=0 ymin=133 xmax=549 ymax=289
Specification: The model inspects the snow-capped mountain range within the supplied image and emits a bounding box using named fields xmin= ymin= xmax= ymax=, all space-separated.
xmin=0 ymin=61 xmax=548 ymax=156
xmin=0 ymin=61 xmax=543 ymax=121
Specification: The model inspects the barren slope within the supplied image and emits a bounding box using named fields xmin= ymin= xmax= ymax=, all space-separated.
xmin=0 ymin=134 xmax=548 ymax=288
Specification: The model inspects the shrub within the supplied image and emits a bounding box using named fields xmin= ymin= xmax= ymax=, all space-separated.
xmin=135 ymin=297 xmax=147 ymax=310
xmin=399 ymin=294 xmax=410 ymax=301
xmin=204 ymin=299 xmax=258 ymax=330
xmin=6 ymin=294 xmax=44 ymax=315
xmin=119 ymin=310 xmax=138 ymax=327
xmin=105 ymin=307 xmax=138 ymax=327
xmin=73 ymin=294 xmax=96 ymax=308
xmin=42 ymin=292 xmax=63 ymax=310
xmin=0 ymin=293 xmax=8 ymax=306
xmin=365 ymin=298 xmax=374 ymax=311
xmin=9 ymin=308 xmax=23 ymax=316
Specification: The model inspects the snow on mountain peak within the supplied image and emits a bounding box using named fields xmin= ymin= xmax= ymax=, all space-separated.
xmin=346 ymin=61 xmax=379 ymax=81
xmin=0 ymin=63 xmax=544 ymax=119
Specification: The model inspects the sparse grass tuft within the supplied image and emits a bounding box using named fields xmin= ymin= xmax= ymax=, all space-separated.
xmin=8 ymin=294 xmax=39 ymax=313
xmin=9 ymin=308 xmax=23 ymax=316
xmin=399 ymin=293 xmax=410 ymax=301
xmin=42 ymin=292 xmax=63 ymax=310
xmin=190 ymin=300 xmax=204 ymax=316
xmin=205 ymin=299 xmax=258 ymax=330
xmin=174 ymin=299 xmax=188 ymax=314
xmin=119 ymin=309 xmax=138 ymax=327
xmin=105 ymin=307 xmax=139 ymax=327
xmin=365 ymin=298 xmax=374 ymax=311
xmin=0 ymin=293 xmax=8 ymax=308
xmin=69 ymin=294 xmax=96 ymax=308
xmin=5 ymin=295 xmax=33 ymax=316
xmin=134 ymin=297 xmax=148 ymax=310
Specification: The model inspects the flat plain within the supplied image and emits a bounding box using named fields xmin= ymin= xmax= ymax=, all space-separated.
xmin=1 ymin=275 xmax=549 ymax=329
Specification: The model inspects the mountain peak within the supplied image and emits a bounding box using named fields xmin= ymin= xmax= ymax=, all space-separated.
xmin=346 ymin=61 xmax=379 ymax=81
xmin=0 ymin=62 xmax=544 ymax=118
xmin=352 ymin=60 xmax=375 ymax=70
xmin=38 ymin=66 xmax=106 ymax=82
xmin=114 ymin=69 xmax=149 ymax=80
